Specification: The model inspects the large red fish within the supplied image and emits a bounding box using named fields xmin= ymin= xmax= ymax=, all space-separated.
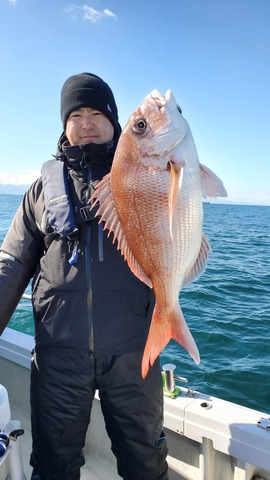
xmin=91 ymin=90 xmax=227 ymax=378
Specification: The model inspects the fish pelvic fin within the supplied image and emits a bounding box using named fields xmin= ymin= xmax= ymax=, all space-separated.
xmin=167 ymin=160 xmax=184 ymax=238
xmin=183 ymin=233 xmax=212 ymax=286
xmin=200 ymin=163 xmax=227 ymax=197
xmin=141 ymin=304 xmax=200 ymax=379
xmin=90 ymin=174 xmax=152 ymax=289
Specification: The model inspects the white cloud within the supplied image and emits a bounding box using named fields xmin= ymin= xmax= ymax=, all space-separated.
xmin=83 ymin=6 xmax=103 ymax=23
xmin=83 ymin=6 xmax=118 ymax=22
xmin=101 ymin=8 xmax=118 ymax=21
xmin=0 ymin=169 xmax=40 ymax=186
xmin=65 ymin=4 xmax=118 ymax=23
xmin=8 ymin=0 xmax=17 ymax=4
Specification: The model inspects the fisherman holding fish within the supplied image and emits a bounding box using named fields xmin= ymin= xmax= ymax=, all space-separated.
xmin=0 ymin=73 xmax=169 ymax=480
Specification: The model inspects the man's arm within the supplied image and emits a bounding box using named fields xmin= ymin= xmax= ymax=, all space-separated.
xmin=0 ymin=180 xmax=44 ymax=334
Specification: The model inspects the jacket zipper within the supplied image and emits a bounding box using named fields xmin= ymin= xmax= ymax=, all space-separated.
xmin=85 ymin=169 xmax=94 ymax=356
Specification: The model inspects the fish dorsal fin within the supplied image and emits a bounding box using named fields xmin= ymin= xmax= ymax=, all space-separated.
xmin=183 ymin=233 xmax=211 ymax=287
xmin=90 ymin=174 xmax=153 ymax=289
xmin=200 ymin=164 xmax=227 ymax=197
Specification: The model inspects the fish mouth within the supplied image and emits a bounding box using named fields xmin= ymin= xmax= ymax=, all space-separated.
xmin=146 ymin=89 xmax=186 ymax=157
xmin=149 ymin=89 xmax=167 ymax=107
xmin=165 ymin=89 xmax=175 ymax=104
xmin=149 ymin=89 xmax=176 ymax=110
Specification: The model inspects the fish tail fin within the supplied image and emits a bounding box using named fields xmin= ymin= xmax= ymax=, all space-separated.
xmin=141 ymin=305 xmax=200 ymax=379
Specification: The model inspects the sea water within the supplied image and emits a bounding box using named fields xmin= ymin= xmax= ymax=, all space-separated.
xmin=0 ymin=194 xmax=270 ymax=413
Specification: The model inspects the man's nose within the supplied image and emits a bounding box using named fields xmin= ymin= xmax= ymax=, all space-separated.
xmin=82 ymin=115 xmax=94 ymax=129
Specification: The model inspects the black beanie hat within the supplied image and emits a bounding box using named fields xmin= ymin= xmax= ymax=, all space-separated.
xmin=61 ymin=72 xmax=119 ymax=133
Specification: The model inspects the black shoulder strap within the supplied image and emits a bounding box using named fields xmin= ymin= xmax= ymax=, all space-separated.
xmin=41 ymin=159 xmax=78 ymax=238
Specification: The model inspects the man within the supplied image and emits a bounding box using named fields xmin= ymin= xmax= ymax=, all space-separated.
xmin=0 ymin=73 xmax=168 ymax=480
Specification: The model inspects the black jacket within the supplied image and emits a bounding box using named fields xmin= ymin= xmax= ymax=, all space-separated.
xmin=0 ymin=137 xmax=154 ymax=356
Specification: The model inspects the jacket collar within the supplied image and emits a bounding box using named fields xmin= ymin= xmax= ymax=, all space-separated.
xmin=56 ymin=132 xmax=116 ymax=171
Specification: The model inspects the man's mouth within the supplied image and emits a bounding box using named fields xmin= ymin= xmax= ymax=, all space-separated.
xmin=81 ymin=135 xmax=98 ymax=140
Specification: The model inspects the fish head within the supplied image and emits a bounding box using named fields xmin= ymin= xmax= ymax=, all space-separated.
xmin=120 ymin=89 xmax=188 ymax=159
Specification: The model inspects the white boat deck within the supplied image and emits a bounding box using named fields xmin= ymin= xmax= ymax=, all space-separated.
xmin=11 ymin=403 xmax=121 ymax=480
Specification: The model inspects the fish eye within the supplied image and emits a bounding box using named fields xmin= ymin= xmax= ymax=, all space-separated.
xmin=132 ymin=117 xmax=147 ymax=134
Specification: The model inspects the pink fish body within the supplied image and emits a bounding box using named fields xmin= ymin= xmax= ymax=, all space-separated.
xmin=91 ymin=90 xmax=227 ymax=378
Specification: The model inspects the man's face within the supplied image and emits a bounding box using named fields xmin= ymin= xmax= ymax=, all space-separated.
xmin=65 ymin=107 xmax=114 ymax=146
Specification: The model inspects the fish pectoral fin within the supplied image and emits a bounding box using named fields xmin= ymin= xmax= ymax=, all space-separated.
xmin=90 ymin=173 xmax=152 ymax=289
xmin=183 ymin=233 xmax=211 ymax=286
xmin=168 ymin=159 xmax=184 ymax=237
xmin=200 ymin=163 xmax=227 ymax=197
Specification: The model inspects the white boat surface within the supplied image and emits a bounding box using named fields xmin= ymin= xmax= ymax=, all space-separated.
xmin=0 ymin=327 xmax=270 ymax=480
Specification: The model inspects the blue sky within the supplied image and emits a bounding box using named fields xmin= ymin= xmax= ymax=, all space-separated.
xmin=0 ymin=0 xmax=269 ymax=205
